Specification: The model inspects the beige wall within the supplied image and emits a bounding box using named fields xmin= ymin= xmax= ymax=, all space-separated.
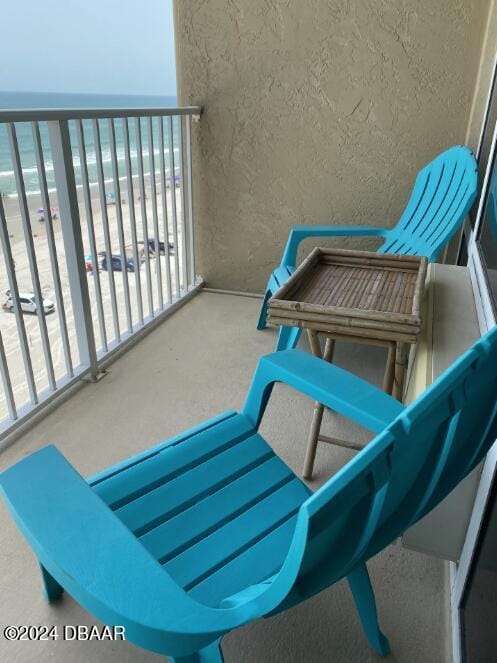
xmin=175 ymin=1 xmax=490 ymax=292
xmin=465 ymin=0 xmax=497 ymax=152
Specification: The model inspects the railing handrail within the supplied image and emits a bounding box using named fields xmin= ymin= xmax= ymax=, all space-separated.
xmin=0 ymin=106 xmax=202 ymax=122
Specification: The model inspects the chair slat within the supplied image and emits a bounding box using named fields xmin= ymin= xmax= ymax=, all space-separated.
xmin=424 ymin=180 xmax=470 ymax=250
xmin=406 ymin=412 xmax=461 ymax=527
xmin=114 ymin=433 xmax=274 ymax=534
xmin=139 ymin=456 xmax=297 ymax=563
xmin=188 ymin=516 xmax=299 ymax=607
xmin=166 ymin=478 xmax=307 ymax=590
xmin=346 ymin=455 xmax=391 ymax=570
xmin=402 ymin=160 xmax=446 ymax=235
xmin=94 ymin=413 xmax=254 ymax=508
xmin=416 ymin=161 xmax=460 ymax=239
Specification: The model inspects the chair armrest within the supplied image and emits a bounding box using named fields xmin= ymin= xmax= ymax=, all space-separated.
xmin=281 ymin=225 xmax=389 ymax=267
xmin=0 ymin=446 xmax=256 ymax=657
xmin=242 ymin=349 xmax=404 ymax=431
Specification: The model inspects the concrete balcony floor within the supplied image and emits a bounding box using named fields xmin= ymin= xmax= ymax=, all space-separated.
xmin=0 ymin=291 xmax=447 ymax=663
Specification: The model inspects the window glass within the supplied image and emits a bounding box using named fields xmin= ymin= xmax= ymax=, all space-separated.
xmin=472 ymin=73 xmax=497 ymax=226
xmin=458 ymin=239 xmax=468 ymax=266
xmin=477 ymin=139 xmax=497 ymax=312
xmin=458 ymin=75 xmax=497 ymax=265
xmin=461 ymin=476 xmax=497 ymax=663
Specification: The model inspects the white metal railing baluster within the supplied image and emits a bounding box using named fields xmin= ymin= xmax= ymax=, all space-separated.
xmin=75 ymin=119 xmax=108 ymax=352
xmin=108 ymin=118 xmax=133 ymax=333
xmin=167 ymin=116 xmax=181 ymax=298
xmin=7 ymin=123 xmax=56 ymax=392
xmin=122 ymin=118 xmax=144 ymax=326
xmin=0 ymin=195 xmax=37 ymax=404
xmin=92 ymin=118 xmax=120 ymax=342
xmin=185 ymin=114 xmax=196 ymax=287
xmin=0 ymin=329 xmax=16 ymax=420
xmin=48 ymin=119 xmax=99 ymax=377
xmin=135 ymin=117 xmax=154 ymax=316
xmin=147 ymin=117 xmax=163 ymax=309
xmin=32 ymin=121 xmax=73 ymax=377
xmin=177 ymin=117 xmax=189 ymax=293
xmin=158 ymin=117 xmax=173 ymax=304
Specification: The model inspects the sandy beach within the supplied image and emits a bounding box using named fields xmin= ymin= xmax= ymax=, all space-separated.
xmin=0 ymin=180 xmax=188 ymax=421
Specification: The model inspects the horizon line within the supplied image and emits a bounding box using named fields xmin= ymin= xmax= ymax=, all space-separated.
xmin=0 ymin=90 xmax=177 ymax=98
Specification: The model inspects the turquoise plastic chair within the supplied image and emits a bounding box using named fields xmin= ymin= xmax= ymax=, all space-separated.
xmin=258 ymin=145 xmax=478 ymax=350
xmin=2 ymin=325 xmax=497 ymax=662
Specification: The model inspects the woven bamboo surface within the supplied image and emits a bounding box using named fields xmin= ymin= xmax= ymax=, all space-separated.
xmin=268 ymin=248 xmax=427 ymax=342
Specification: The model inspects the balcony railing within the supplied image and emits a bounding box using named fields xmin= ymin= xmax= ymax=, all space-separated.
xmin=0 ymin=105 xmax=202 ymax=442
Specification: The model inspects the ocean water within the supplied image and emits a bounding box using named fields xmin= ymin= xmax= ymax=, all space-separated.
xmin=0 ymin=92 xmax=180 ymax=199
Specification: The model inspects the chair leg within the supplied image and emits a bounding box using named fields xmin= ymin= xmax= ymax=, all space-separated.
xmin=257 ymin=288 xmax=272 ymax=330
xmin=347 ymin=564 xmax=390 ymax=656
xmin=169 ymin=639 xmax=224 ymax=662
xmin=40 ymin=564 xmax=63 ymax=603
xmin=276 ymin=325 xmax=303 ymax=351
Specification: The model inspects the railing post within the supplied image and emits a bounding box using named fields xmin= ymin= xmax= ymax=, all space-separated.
xmin=186 ymin=113 xmax=197 ymax=286
xmin=48 ymin=120 xmax=100 ymax=379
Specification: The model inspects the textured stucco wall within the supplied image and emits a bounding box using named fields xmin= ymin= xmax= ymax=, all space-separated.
xmin=175 ymin=1 xmax=489 ymax=292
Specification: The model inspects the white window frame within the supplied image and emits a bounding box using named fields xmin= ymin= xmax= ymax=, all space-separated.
xmin=456 ymin=47 xmax=497 ymax=263
xmin=451 ymin=84 xmax=497 ymax=662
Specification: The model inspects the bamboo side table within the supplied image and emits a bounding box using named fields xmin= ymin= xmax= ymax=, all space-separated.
xmin=268 ymin=247 xmax=427 ymax=479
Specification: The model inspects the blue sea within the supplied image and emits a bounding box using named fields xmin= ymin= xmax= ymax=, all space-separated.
xmin=0 ymin=92 xmax=180 ymax=198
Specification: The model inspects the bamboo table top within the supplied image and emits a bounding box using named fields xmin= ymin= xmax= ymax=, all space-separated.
xmin=268 ymin=248 xmax=428 ymax=344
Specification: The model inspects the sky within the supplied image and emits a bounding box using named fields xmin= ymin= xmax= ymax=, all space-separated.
xmin=0 ymin=0 xmax=176 ymax=96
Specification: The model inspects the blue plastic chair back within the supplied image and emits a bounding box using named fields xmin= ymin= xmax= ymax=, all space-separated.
xmin=292 ymin=325 xmax=497 ymax=598
xmin=379 ymin=146 xmax=477 ymax=261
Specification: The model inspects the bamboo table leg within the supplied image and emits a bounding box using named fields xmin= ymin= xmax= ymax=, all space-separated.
xmin=302 ymin=330 xmax=335 ymax=479
xmin=382 ymin=342 xmax=396 ymax=394
xmin=302 ymin=334 xmax=410 ymax=479
xmin=392 ymin=342 xmax=407 ymax=401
